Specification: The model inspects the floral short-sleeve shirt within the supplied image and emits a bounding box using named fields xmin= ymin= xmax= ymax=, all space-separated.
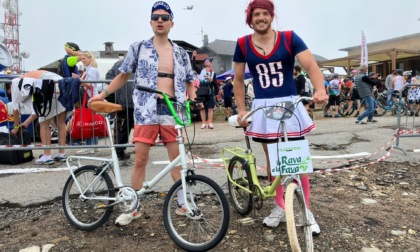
xmin=119 ymin=38 xmax=194 ymax=125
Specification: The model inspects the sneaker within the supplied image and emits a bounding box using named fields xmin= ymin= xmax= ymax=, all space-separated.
xmin=334 ymin=114 xmax=341 ymax=118
xmin=117 ymin=153 xmax=130 ymax=161
xmin=416 ymin=112 xmax=419 ymax=117
xmin=175 ymin=204 xmax=190 ymax=216
xmin=353 ymin=112 xmax=360 ymax=117
xmin=208 ymin=123 xmax=214 ymax=129
xmin=307 ymin=210 xmax=321 ymax=235
xmin=355 ymin=120 xmax=367 ymax=124
xmin=53 ymin=153 xmax=67 ymax=162
xmin=323 ymin=114 xmax=330 ymax=118
xmin=77 ymin=149 xmax=95 ymax=155
xmin=200 ymin=123 xmax=207 ymax=129
xmin=263 ymin=205 xmax=286 ymax=227
xmin=115 ymin=202 xmax=142 ymax=227
xmin=35 ymin=155 xmax=54 ymax=165
xmin=367 ymin=119 xmax=377 ymax=123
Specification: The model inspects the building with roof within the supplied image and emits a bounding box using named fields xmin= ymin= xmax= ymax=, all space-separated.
xmin=318 ymin=33 xmax=420 ymax=76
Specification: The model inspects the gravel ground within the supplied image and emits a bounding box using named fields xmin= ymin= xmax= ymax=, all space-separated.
xmin=1 ymin=161 xmax=419 ymax=252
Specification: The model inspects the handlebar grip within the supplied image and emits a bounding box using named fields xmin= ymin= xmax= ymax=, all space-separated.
xmin=135 ymin=85 xmax=163 ymax=95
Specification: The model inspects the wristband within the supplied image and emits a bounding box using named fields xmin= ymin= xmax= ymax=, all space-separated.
xmin=104 ymin=89 xmax=109 ymax=97
xmin=14 ymin=125 xmax=20 ymax=129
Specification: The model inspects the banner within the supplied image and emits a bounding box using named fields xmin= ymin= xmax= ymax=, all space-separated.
xmin=268 ymin=139 xmax=313 ymax=176
xmin=361 ymin=31 xmax=368 ymax=66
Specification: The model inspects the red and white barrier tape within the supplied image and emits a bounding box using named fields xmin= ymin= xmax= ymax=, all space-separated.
xmin=187 ymin=135 xmax=397 ymax=174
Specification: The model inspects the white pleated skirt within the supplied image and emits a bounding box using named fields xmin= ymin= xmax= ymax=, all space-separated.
xmin=245 ymin=95 xmax=315 ymax=139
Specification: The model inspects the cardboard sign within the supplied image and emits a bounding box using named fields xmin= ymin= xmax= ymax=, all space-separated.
xmin=268 ymin=139 xmax=313 ymax=176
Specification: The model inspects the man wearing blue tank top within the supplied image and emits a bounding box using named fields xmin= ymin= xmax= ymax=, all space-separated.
xmin=233 ymin=0 xmax=329 ymax=235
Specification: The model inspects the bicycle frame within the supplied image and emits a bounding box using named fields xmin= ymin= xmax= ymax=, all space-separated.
xmin=223 ymin=101 xmax=309 ymax=201
xmin=66 ymin=104 xmax=196 ymax=216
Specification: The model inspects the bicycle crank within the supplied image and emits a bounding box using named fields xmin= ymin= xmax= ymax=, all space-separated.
xmin=252 ymin=186 xmax=263 ymax=210
xmin=115 ymin=186 xmax=139 ymax=213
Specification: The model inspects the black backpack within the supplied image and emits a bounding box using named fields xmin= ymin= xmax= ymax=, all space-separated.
xmin=32 ymin=80 xmax=55 ymax=117
xmin=57 ymin=55 xmax=78 ymax=77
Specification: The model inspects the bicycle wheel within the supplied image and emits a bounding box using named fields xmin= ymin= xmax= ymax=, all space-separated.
xmin=163 ymin=175 xmax=230 ymax=252
xmin=374 ymin=99 xmax=387 ymax=117
xmin=227 ymin=156 xmax=253 ymax=215
xmin=62 ymin=165 xmax=115 ymax=231
xmin=392 ymin=101 xmax=406 ymax=116
xmin=285 ymin=183 xmax=313 ymax=252
xmin=338 ymin=99 xmax=353 ymax=116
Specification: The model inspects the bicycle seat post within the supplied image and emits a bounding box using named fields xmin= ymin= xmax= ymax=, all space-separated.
xmin=244 ymin=131 xmax=252 ymax=153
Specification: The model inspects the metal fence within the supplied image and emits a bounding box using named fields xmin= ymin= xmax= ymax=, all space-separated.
xmin=389 ymin=83 xmax=420 ymax=155
xmin=0 ymin=78 xmax=135 ymax=152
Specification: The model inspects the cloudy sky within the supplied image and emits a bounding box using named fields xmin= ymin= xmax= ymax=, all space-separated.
xmin=3 ymin=0 xmax=420 ymax=72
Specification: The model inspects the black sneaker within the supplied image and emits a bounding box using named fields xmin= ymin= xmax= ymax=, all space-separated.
xmin=354 ymin=112 xmax=359 ymax=117
xmin=118 ymin=153 xmax=131 ymax=161
xmin=367 ymin=119 xmax=377 ymax=123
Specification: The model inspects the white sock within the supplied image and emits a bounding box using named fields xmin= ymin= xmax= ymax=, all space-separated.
xmin=177 ymin=189 xmax=185 ymax=206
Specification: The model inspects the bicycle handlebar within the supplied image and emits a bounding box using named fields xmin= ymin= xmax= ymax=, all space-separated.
xmin=136 ymin=85 xmax=164 ymax=96
xmin=136 ymin=85 xmax=203 ymax=127
xmin=242 ymin=96 xmax=313 ymax=122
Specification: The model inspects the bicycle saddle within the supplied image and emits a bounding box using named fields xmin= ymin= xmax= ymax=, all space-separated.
xmin=89 ymin=101 xmax=123 ymax=113
xmin=228 ymin=115 xmax=252 ymax=128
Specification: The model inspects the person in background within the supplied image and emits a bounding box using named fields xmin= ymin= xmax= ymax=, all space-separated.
xmin=369 ymin=72 xmax=380 ymax=97
xmin=88 ymin=1 xmax=197 ymax=227
xmin=221 ymin=76 xmax=234 ymax=120
xmin=326 ymin=73 xmax=341 ymax=118
xmin=10 ymin=76 xmax=67 ymax=165
xmin=355 ymin=65 xmax=378 ymax=124
xmin=71 ymin=51 xmax=100 ymax=154
xmin=233 ymin=0 xmax=328 ymax=235
xmin=106 ymin=59 xmax=135 ymax=160
xmin=384 ymin=70 xmax=395 ymax=107
xmin=191 ymin=51 xmax=218 ymax=129
xmin=403 ymin=71 xmax=419 ymax=116
xmin=391 ymin=69 xmax=404 ymax=92
xmin=59 ymin=42 xmax=83 ymax=78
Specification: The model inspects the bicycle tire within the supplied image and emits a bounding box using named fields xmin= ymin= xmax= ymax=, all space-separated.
xmin=338 ymin=99 xmax=354 ymax=116
xmin=285 ymin=183 xmax=313 ymax=252
xmin=163 ymin=175 xmax=230 ymax=252
xmin=392 ymin=101 xmax=406 ymax=116
xmin=227 ymin=156 xmax=253 ymax=215
xmin=62 ymin=165 xmax=115 ymax=231
xmin=374 ymin=99 xmax=387 ymax=117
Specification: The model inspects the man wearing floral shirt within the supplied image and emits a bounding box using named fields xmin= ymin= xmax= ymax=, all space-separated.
xmin=89 ymin=1 xmax=196 ymax=226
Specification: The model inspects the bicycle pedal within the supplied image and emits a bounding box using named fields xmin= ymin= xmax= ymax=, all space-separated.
xmin=237 ymin=217 xmax=254 ymax=226
xmin=95 ymin=203 xmax=107 ymax=209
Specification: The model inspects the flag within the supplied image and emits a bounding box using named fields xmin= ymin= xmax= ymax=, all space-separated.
xmin=361 ymin=31 xmax=368 ymax=66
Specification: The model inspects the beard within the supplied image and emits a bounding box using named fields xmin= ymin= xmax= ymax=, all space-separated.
xmin=252 ymin=20 xmax=272 ymax=35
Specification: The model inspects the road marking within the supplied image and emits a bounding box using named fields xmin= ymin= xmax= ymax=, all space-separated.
xmin=0 ymin=152 xmax=371 ymax=174
xmin=312 ymin=152 xmax=370 ymax=159
xmin=0 ymin=167 xmax=73 ymax=174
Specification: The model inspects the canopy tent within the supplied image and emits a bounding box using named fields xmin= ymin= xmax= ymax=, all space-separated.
xmin=216 ymin=69 xmax=252 ymax=81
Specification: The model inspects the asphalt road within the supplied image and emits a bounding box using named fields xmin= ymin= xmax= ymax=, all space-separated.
xmin=0 ymin=113 xmax=419 ymax=207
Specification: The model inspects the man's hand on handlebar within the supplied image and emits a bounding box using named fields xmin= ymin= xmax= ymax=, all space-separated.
xmin=189 ymin=97 xmax=204 ymax=109
xmin=236 ymin=110 xmax=250 ymax=127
